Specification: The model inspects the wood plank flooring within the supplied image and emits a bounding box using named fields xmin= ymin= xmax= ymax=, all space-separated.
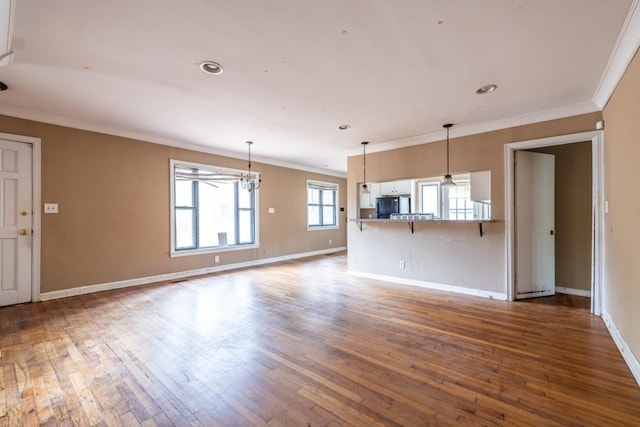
xmin=1 ymin=253 xmax=639 ymax=426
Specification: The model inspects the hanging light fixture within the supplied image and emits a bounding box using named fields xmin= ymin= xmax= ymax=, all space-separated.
xmin=240 ymin=141 xmax=262 ymax=190
xmin=441 ymin=123 xmax=456 ymax=187
xmin=360 ymin=141 xmax=370 ymax=194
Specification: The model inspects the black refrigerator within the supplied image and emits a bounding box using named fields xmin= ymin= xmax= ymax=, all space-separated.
xmin=376 ymin=196 xmax=410 ymax=219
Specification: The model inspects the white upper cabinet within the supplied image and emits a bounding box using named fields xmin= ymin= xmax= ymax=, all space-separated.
xmin=470 ymin=170 xmax=491 ymax=202
xmin=395 ymin=180 xmax=412 ymax=195
xmin=379 ymin=181 xmax=395 ymax=195
xmin=380 ymin=180 xmax=412 ymax=196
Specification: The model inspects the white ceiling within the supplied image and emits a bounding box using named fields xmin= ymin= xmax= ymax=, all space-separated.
xmin=0 ymin=0 xmax=637 ymax=175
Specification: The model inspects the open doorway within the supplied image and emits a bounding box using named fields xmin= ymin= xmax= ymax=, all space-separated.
xmin=505 ymin=130 xmax=604 ymax=315
xmin=528 ymin=142 xmax=593 ymax=303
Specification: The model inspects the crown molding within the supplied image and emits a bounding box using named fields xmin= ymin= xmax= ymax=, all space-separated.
xmin=0 ymin=104 xmax=347 ymax=178
xmin=0 ymin=97 xmax=599 ymax=177
xmin=592 ymin=0 xmax=640 ymax=108
xmin=351 ymin=100 xmax=600 ymax=157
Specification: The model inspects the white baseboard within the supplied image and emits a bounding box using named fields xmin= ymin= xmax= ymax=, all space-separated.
xmin=348 ymin=270 xmax=507 ymax=301
xmin=39 ymin=247 xmax=347 ymax=301
xmin=555 ymin=286 xmax=591 ymax=297
xmin=602 ymin=309 xmax=640 ymax=386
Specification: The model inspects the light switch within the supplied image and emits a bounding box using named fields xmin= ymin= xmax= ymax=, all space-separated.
xmin=44 ymin=203 xmax=58 ymax=214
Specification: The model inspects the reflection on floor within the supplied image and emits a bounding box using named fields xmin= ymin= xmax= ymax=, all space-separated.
xmin=521 ymin=293 xmax=591 ymax=309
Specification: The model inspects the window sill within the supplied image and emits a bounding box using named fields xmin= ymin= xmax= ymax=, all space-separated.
xmin=170 ymin=243 xmax=259 ymax=258
xmin=307 ymin=225 xmax=339 ymax=231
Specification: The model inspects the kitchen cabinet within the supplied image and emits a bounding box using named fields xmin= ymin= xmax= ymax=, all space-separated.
xmin=380 ymin=179 xmax=412 ymax=196
xmin=470 ymin=171 xmax=491 ymax=202
xmin=359 ymin=182 xmax=380 ymax=208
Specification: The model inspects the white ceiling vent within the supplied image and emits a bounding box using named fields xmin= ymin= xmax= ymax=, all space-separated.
xmin=0 ymin=0 xmax=14 ymax=67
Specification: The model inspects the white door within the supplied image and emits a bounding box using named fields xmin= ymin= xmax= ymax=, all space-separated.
xmin=515 ymin=150 xmax=555 ymax=299
xmin=0 ymin=139 xmax=32 ymax=306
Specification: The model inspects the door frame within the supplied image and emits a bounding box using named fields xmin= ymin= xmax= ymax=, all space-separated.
xmin=0 ymin=132 xmax=41 ymax=302
xmin=505 ymin=130 xmax=604 ymax=315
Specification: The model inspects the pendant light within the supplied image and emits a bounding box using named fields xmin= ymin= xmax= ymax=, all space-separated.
xmin=360 ymin=141 xmax=370 ymax=194
xmin=240 ymin=141 xmax=262 ymax=191
xmin=441 ymin=123 xmax=456 ymax=187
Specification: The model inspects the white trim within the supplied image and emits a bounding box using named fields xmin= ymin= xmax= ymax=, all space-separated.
xmin=0 ymin=98 xmax=598 ymax=179
xmin=39 ymin=247 xmax=346 ymax=301
xmin=0 ymin=104 xmax=346 ymax=178
xmin=348 ymin=270 xmax=507 ymax=301
xmin=169 ymin=159 xmax=261 ymax=256
xmin=307 ymin=226 xmax=339 ymax=231
xmin=306 ymin=178 xmax=340 ymax=230
xmin=591 ymin=134 xmax=605 ymax=315
xmin=170 ymin=243 xmax=260 ymax=258
xmin=592 ymin=0 xmax=640 ymax=108
xmin=602 ymin=309 xmax=640 ymax=386
xmin=349 ymin=101 xmax=599 ymax=157
xmin=555 ymin=287 xmax=591 ymax=298
xmin=504 ymin=130 xmax=604 ymax=315
xmin=0 ymin=132 xmax=41 ymax=302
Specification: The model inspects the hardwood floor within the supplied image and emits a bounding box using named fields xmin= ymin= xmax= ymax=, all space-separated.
xmin=521 ymin=294 xmax=591 ymax=309
xmin=1 ymin=253 xmax=639 ymax=426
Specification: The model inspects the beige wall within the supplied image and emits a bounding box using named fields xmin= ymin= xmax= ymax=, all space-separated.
xmin=602 ymin=48 xmax=640 ymax=364
xmin=347 ymin=112 xmax=601 ymax=294
xmin=0 ymin=115 xmax=347 ymax=293
xmin=531 ymin=142 xmax=592 ymax=292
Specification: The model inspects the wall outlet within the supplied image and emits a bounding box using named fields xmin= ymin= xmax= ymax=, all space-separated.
xmin=214 ymin=255 xmax=220 ymax=263
xmin=329 ymin=239 xmax=332 ymax=245
xmin=399 ymin=260 xmax=405 ymax=269
xmin=44 ymin=203 xmax=58 ymax=214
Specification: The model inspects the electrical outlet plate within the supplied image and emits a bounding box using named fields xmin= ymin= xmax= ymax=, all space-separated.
xmin=44 ymin=203 xmax=58 ymax=213
xmin=399 ymin=261 xmax=405 ymax=269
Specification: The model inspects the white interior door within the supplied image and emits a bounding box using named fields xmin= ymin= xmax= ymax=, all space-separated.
xmin=0 ymin=139 xmax=32 ymax=306
xmin=515 ymin=150 xmax=555 ymax=299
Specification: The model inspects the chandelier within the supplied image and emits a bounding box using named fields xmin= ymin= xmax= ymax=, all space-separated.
xmin=240 ymin=141 xmax=262 ymax=190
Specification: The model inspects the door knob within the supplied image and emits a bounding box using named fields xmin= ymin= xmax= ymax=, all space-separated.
xmin=19 ymin=229 xmax=30 ymax=236
xmin=550 ymin=230 xmax=555 ymax=235
xmin=20 ymin=210 xmax=29 ymax=216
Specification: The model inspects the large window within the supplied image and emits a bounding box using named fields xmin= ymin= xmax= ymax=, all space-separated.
xmin=307 ymin=180 xmax=338 ymax=229
xmin=171 ymin=160 xmax=258 ymax=254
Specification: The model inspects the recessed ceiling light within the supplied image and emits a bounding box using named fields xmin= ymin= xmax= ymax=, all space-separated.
xmin=476 ymin=84 xmax=497 ymax=94
xmin=338 ymin=124 xmax=351 ymax=130
xmin=199 ymin=61 xmax=224 ymax=75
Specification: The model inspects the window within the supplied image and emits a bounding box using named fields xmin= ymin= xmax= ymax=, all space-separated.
xmin=307 ymin=180 xmax=338 ymax=229
xmin=444 ymin=181 xmax=474 ymax=220
xmin=420 ymin=178 xmax=488 ymax=220
xmin=171 ymin=160 xmax=258 ymax=255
